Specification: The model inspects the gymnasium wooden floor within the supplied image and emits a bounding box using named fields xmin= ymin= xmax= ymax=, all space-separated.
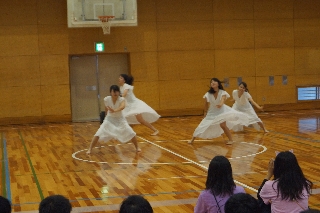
xmin=1 ymin=109 xmax=320 ymax=212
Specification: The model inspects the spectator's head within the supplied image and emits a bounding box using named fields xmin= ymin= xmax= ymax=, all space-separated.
xmin=0 ymin=196 xmax=11 ymax=213
xmin=206 ymin=156 xmax=236 ymax=196
xmin=39 ymin=195 xmax=72 ymax=213
xmin=224 ymin=193 xmax=259 ymax=213
xmin=300 ymin=209 xmax=320 ymax=213
xmin=273 ymin=151 xmax=312 ymax=200
xmin=119 ymin=195 xmax=153 ymax=213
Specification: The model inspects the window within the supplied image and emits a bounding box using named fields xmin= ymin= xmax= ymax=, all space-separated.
xmin=297 ymin=86 xmax=320 ymax=101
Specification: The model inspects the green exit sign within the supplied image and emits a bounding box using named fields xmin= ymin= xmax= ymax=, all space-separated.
xmin=95 ymin=42 xmax=104 ymax=52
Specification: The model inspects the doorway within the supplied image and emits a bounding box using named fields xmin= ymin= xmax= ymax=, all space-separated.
xmin=70 ymin=54 xmax=129 ymax=122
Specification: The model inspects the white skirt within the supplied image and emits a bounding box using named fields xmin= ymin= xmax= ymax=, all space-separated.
xmin=123 ymin=98 xmax=160 ymax=124
xmin=193 ymin=105 xmax=249 ymax=139
xmin=95 ymin=116 xmax=136 ymax=143
xmin=232 ymin=104 xmax=262 ymax=131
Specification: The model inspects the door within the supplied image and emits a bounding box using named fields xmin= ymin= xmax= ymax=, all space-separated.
xmin=70 ymin=54 xmax=129 ymax=122
xmin=70 ymin=55 xmax=100 ymax=122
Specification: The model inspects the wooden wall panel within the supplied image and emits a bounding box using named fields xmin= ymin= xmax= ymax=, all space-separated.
xmin=0 ymin=0 xmax=37 ymax=26
xmin=255 ymin=48 xmax=294 ymax=76
xmin=295 ymin=48 xmax=320 ymax=75
xmin=137 ymin=0 xmax=156 ymax=22
xmin=130 ymin=52 xmax=159 ymax=82
xmin=156 ymin=0 xmax=213 ymax=22
xmin=256 ymin=76 xmax=296 ymax=105
xmin=214 ymin=20 xmax=254 ymax=49
xmin=0 ymin=86 xmax=41 ymax=117
xmin=158 ymin=50 xmax=214 ymax=81
xmin=85 ymin=22 xmax=157 ymax=54
xmin=132 ymin=81 xmax=160 ymax=110
xmin=39 ymin=55 xmax=69 ymax=86
xmin=295 ymin=74 xmax=320 ymax=86
xmin=254 ymin=19 xmax=294 ymax=48
xmin=37 ymin=0 xmax=67 ymax=25
xmin=0 ymin=26 xmax=39 ymax=56
xmin=41 ymin=85 xmax=71 ymax=115
xmin=215 ymin=49 xmax=255 ymax=78
xmin=254 ymin=0 xmax=293 ymax=19
xmin=294 ymin=19 xmax=320 ymax=47
xmin=294 ymin=0 xmax=320 ymax=19
xmin=109 ymin=22 xmax=157 ymax=52
xmin=159 ymin=79 xmax=209 ymax=109
xmin=158 ymin=51 xmax=180 ymax=81
xmin=38 ymin=25 xmax=69 ymax=55
xmin=68 ymin=28 xmax=100 ymax=54
xmin=213 ymin=0 xmax=254 ymax=20
xmin=0 ymin=56 xmax=40 ymax=87
xmin=157 ymin=21 xmax=214 ymax=51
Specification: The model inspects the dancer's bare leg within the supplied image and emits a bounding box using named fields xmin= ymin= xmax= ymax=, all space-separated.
xmin=258 ymin=122 xmax=269 ymax=133
xmin=86 ymin=136 xmax=99 ymax=154
xmin=188 ymin=137 xmax=196 ymax=144
xmin=220 ymin=122 xmax=233 ymax=144
xmin=131 ymin=136 xmax=141 ymax=152
xmin=135 ymin=114 xmax=159 ymax=136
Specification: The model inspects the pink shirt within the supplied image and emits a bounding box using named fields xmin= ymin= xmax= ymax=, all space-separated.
xmin=194 ymin=186 xmax=245 ymax=213
xmin=259 ymin=180 xmax=309 ymax=213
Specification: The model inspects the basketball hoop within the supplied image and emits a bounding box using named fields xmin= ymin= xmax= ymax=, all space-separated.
xmin=98 ymin=16 xmax=115 ymax=35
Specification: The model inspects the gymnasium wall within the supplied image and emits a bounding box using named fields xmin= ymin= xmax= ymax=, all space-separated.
xmin=0 ymin=0 xmax=320 ymax=124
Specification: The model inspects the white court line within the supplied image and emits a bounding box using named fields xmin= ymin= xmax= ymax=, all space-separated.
xmin=71 ymin=138 xmax=266 ymax=192
xmin=137 ymin=136 xmax=259 ymax=193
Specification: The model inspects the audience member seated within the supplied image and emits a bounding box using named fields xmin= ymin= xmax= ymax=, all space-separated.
xmin=194 ymin=156 xmax=245 ymax=213
xmin=259 ymin=151 xmax=313 ymax=213
xmin=39 ymin=195 xmax=72 ymax=213
xmin=0 ymin=196 xmax=11 ymax=213
xmin=119 ymin=195 xmax=153 ymax=213
xmin=224 ymin=193 xmax=259 ymax=213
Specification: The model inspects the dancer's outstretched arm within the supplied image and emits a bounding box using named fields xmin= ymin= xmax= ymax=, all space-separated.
xmin=248 ymin=98 xmax=263 ymax=111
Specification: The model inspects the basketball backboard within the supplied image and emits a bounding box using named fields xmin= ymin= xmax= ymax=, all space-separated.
xmin=67 ymin=0 xmax=137 ymax=28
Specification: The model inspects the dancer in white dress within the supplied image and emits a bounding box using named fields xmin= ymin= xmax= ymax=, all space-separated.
xmin=189 ymin=78 xmax=249 ymax=145
xmin=119 ymin=74 xmax=160 ymax=136
xmin=232 ymin=82 xmax=268 ymax=133
xmin=86 ymin=85 xmax=141 ymax=154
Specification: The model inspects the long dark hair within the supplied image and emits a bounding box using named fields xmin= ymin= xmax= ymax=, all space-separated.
xmin=239 ymin=82 xmax=249 ymax=92
xmin=206 ymin=156 xmax=236 ymax=196
xmin=208 ymin=78 xmax=224 ymax=94
xmin=110 ymin=85 xmax=120 ymax=93
xmin=120 ymin=74 xmax=134 ymax=85
xmin=273 ymin=151 xmax=312 ymax=200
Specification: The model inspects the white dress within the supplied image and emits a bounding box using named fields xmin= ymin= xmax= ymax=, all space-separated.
xmin=120 ymin=83 xmax=160 ymax=124
xmin=192 ymin=90 xmax=249 ymax=139
xmin=95 ymin=96 xmax=136 ymax=143
xmin=232 ymin=90 xmax=262 ymax=131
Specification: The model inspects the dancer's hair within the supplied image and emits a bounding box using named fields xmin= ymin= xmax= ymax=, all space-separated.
xmin=119 ymin=195 xmax=153 ymax=213
xmin=110 ymin=85 xmax=120 ymax=93
xmin=208 ymin=78 xmax=224 ymax=94
xmin=239 ymin=82 xmax=249 ymax=92
xmin=272 ymin=151 xmax=312 ymax=200
xmin=120 ymin=74 xmax=134 ymax=85
xmin=206 ymin=156 xmax=236 ymax=196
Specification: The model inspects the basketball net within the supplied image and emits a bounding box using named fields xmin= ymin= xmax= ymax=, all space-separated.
xmin=101 ymin=21 xmax=111 ymax=34
xmin=98 ymin=16 xmax=114 ymax=35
